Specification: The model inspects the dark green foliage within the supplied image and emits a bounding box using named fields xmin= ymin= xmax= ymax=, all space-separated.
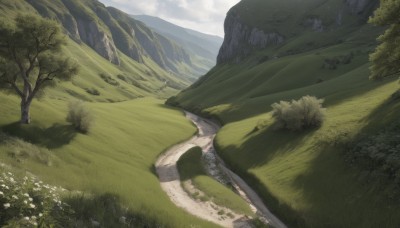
xmin=322 ymin=53 xmax=354 ymax=70
xmin=0 ymin=14 xmax=78 ymax=124
xmin=347 ymin=121 xmax=400 ymax=186
xmin=85 ymin=87 xmax=100 ymax=96
xmin=99 ymin=73 xmax=119 ymax=86
xmin=369 ymin=0 xmax=400 ymax=79
xmin=271 ymin=95 xmax=326 ymax=131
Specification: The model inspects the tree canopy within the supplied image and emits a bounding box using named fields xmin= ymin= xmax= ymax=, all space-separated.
xmin=0 ymin=14 xmax=78 ymax=124
xmin=369 ymin=0 xmax=400 ymax=80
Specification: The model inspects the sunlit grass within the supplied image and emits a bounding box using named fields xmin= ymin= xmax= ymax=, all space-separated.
xmin=0 ymin=94 xmax=218 ymax=227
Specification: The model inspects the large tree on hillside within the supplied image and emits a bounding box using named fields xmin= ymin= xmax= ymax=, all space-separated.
xmin=369 ymin=0 xmax=400 ymax=80
xmin=0 ymin=14 xmax=78 ymax=124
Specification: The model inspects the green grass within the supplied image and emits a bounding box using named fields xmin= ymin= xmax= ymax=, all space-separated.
xmin=177 ymin=146 xmax=253 ymax=216
xmin=0 ymin=93 xmax=218 ymax=227
xmin=168 ymin=1 xmax=400 ymax=227
xmin=214 ymin=81 xmax=400 ymax=227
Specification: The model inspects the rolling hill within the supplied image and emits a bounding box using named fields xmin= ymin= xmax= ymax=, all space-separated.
xmin=0 ymin=0 xmax=221 ymax=227
xmin=168 ymin=0 xmax=400 ymax=227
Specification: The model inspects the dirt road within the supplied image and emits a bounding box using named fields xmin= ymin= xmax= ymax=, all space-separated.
xmin=155 ymin=112 xmax=286 ymax=228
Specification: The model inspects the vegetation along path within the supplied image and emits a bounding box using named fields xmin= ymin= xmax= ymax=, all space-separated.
xmin=155 ymin=112 xmax=286 ymax=228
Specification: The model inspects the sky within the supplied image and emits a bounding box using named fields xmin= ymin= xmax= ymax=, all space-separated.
xmin=99 ymin=0 xmax=241 ymax=37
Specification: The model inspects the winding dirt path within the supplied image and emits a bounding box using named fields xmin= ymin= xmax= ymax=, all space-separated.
xmin=155 ymin=112 xmax=286 ymax=228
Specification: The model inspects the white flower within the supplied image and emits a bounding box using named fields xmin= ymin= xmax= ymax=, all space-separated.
xmin=3 ymin=203 xmax=10 ymax=209
xmin=29 ymin=203 xmax=36 ymax=209
xmin=23 ymin=193 xmax=30 ymax=197
xmin=0 ymin=191 xmax=3 ymax=196
xmin=29 ymin=197 xmax=33 ymax=202
xmin=38 ymin=213 xmax=43 ymax=217
xmin=24 ymin=217 xmax=29 ymax=221
xmin=24 ymin=200 xmax=28 ymax=204
xmin=12 ymin=195 xmax=18 ymax=200
xmin=31 ymin=216 xmax=37 ymax=220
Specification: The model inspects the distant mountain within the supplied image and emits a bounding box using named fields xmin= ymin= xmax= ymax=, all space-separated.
xmin=132 ymin=15 xmax=223 ymax=75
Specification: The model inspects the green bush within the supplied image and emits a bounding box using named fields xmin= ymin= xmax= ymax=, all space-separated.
xmin=347 ymin=122 xmax=400 ymax=185
xmin=0 ymin=170 xmax=73 ymax=227
xmin=66 ymin=100 xmax=94 ymax=133
xmin=99 ymin=73 xmax=119 ymax=86
xmin=271 ymin=95 xmax=326 ymax=131
xmin=85 ymin=87 xmax=100 ymax=96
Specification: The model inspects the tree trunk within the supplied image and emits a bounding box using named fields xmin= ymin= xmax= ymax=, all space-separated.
xmin=20 ymin=100 xmax=31 ymax=124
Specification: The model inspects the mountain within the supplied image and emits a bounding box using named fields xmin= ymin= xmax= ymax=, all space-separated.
xmin=133 ymin=15 xmax=223 ymax=76
xmin=169 ymin=0 xmax=382 ymax=121
xmin=168 ymin=0 xmax=400 ymax=227
xmin=0 ymin=0 xmax=218 ymax=103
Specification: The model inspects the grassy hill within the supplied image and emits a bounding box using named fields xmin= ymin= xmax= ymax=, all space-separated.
xmin=168 ymin=0 xmax=400 ymax=227
xmin=0 ymin=93 xmax=222 ymax=227
xmin=0 ymin=0 xmax=220 ymax=227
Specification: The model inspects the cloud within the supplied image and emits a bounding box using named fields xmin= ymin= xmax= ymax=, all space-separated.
xmin=99 ymin=0 xmax=241 ymax=37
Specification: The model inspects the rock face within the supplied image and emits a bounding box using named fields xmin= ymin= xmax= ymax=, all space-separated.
xmin=304 ymin=18 xmax=324 ymax=32
xmin=76 ymin=19 xmax=120 ymax=65
xmin=345 ymin=0 xmax=376 ymax=14
xmin=217 ymin=11 xmax=284 ymax=64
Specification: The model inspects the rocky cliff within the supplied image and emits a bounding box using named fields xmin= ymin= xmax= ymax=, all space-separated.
xmin=217 ymin=0 xmax=379 ymax=65
xmin=217 ymin=11 xmax=284 ymax=64
xmin=25 ymin=0 xmax=208 ymax=78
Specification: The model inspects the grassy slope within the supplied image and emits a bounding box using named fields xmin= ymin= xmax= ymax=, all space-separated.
xmin=169 ymin=0 xmax=400 ymax=227
xmin=0 ymin=1 xmax=216 ymax=227
xmin=215 ymin=80 xmax=400 ymax=227
xmin=171 ymin=31 xmax=400 ymax=228
xmin=0 ymin=0 xmax=191 ymax=103
xmin=0 ymin=93 xmax=219 ymax=227
xmin=177 ymin=147 xmax=253 ymax=216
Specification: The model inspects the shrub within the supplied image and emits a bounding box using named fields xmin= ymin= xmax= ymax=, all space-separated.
xmin=271 ymin=95 xmax=326 ymax=131
xmin=0 ymin=169 xmax=73 ymax=227
xmin=85 ymin=87 xmax=100 ymax=96
xmin=346 ymin=121 xmax=400 ymax=185
xmin=66 ymin=100 xmax=94 ymax=133
xmin=99 ymin=73 xmax=119 ymax=86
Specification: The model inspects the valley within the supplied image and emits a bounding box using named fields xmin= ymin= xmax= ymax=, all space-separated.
xmin=1 ymin=0 xmax=400 ymax=227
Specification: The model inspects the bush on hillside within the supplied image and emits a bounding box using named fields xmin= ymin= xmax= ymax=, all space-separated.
xmin=346 ymin=122 xmax=400 ymax=186
xmin=99 ymin=73 xmax=119 ymax=86
xmin=66 ymin=100 xmax=94 ymax=133
xmin=271 ymin=95 xmax=326 ymax=131
xmin=0 ymin=170 xmax=73 ymax=227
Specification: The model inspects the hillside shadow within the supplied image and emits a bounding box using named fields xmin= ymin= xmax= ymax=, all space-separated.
xmin=220 ymin=124 xmax=316 ymax=169
xmin=1 ymin=122 xmax=77 ymax=149
xmin=214 ymin=125 xmax=323 ymax=227
xmin=357 ymin=96 xmax=400 ymax=135
xmin=277 ymin=97 xmax=400 ymax=227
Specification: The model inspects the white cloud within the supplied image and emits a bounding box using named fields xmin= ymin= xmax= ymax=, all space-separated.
xmin=99 ymin=0 xmax=241 ymax=37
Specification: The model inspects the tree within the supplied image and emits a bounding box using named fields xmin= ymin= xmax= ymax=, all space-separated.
xmin=0 ymin=14 xmax=78 ymax=124
xmin=369 ymin=0 xmax=400 ymax=80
